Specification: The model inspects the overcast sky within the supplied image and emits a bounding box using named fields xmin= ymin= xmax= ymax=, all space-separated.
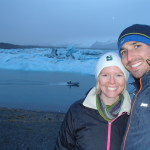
xmin=0 ymin=0 xmax=150 ymax=47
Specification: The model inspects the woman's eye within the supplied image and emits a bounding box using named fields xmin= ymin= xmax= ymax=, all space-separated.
xmin=115 ymin=74 xmax=124 ymax=78
xmin=102 ymin=74 xmax=107 ymax=76
xmin=117 ymin=74 xmax=123 ymax=77
xmin=100 ymin=74 xmax=108 ymax=77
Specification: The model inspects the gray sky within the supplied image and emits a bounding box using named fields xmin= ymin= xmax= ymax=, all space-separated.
xmin=0 ymin=0 xmax=150 ymax=47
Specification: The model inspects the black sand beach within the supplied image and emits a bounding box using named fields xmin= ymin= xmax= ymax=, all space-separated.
xmin=0 ymin=107 xmax=65 ymax=150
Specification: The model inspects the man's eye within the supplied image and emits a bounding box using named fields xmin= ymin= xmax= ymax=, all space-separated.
xmin=120 ymin=50 xmax=127 ymax=56
xmin=134 ymin=45 xmax=141 ymax=49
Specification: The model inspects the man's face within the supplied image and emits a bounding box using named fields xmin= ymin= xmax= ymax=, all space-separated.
xmin=120 ymin=41 xmax=150 ymax=78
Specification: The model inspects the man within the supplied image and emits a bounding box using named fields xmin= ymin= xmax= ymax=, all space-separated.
xmin=117 ymin=24 xmax=150 ymax=150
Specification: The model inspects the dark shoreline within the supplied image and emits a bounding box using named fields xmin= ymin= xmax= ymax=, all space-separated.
xmin=0 ymin=107 xmax=65 ymax=150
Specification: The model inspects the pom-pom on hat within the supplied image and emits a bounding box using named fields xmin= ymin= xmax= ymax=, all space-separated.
xmin=118 ymin=24 xmax=150 ymax=51
xmin=95 ymin=52 xmax=129 ymax=80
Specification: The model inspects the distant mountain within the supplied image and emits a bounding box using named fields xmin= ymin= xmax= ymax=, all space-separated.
xmin=0 ymin=41 xmax=118 ymax=50
xmin=0 ymin=42 xmax=56 ymax=49
xmin=0 ymin=42 xmax=22 ymax=49
xmin=0 ymin=42 xmax=40 ymax=49
xmin=0 ymin=42 xmax=69 ymax=49
xmin=90 ymin=41 xmax=118 ymax=50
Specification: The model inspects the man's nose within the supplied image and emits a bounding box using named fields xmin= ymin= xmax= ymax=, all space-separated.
xmin=127 ymin=49 xmax=135 ymax=62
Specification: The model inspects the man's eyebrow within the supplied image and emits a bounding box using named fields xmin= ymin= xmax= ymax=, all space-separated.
xmin=120 ymin=47 xmax=125 ymax=51
xmin=130 ymin=41 xmax=140 ymax=45
xmin=120 ymin=41 xmax=141 ymax=51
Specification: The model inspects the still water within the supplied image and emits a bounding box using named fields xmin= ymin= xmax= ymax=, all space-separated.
xmin=0 ymin=70 xmax=95 ymax=112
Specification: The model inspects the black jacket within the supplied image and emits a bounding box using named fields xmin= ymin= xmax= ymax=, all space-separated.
xmin=55 ymin=88 xmax=131 ymax=150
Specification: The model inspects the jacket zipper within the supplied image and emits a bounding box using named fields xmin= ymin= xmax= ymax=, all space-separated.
xmin=107 ymin=122 xmax=112 ymax=150
xmin=106 ymin=112 xmax=126 ymax=150
xmin=122 ymin=78 xmax=142 ymax=150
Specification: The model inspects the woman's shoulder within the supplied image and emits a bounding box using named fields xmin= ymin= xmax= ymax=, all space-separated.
xmin=69 ymin=99 xmax=84 ymax=110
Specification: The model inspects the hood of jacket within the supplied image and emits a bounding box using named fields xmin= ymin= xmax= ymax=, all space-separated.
xmin=83 ymin=87 xmax=131 ymax=116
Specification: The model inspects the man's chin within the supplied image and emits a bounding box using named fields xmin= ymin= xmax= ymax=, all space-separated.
xmin=131 ymin=71 xmax=144 ymax=79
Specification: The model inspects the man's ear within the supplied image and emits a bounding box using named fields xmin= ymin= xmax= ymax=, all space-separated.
xmin=146 ymin=59 xmax=150 ymax=66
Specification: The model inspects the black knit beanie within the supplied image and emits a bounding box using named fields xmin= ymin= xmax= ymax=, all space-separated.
xmin=118 ymin=24 xmax=150 ymax=51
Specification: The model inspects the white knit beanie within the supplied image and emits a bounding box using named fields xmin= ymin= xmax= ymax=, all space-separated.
xmin=95 ymin=52 xmax=129 ymax=80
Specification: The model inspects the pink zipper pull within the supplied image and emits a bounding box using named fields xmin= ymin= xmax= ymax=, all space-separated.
xmin=106 ymin=122 xmax=111 ymax=150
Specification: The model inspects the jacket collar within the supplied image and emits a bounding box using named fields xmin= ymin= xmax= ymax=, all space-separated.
xmin=83 ymin=87 xmax=131 ymax=115
xmin=141 ymin=71 xmax=150 ymax=87
xmin=135 ymin=71 xmax=150 ymax=91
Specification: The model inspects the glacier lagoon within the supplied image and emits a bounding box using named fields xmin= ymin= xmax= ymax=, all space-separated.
xmin=0 ymin=47 xmax=135 ymax=112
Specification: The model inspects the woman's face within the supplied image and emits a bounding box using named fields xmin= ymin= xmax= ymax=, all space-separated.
xmin=98 ymin=66 xmax=126 ymax=104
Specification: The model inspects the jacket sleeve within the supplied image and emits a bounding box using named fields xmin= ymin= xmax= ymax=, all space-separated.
xmin=54 ymin=108 xmax=76 ymax=150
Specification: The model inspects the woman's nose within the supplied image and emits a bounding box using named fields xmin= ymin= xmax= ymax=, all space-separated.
xmin=109 ymin=76 xmax=115 ymax=84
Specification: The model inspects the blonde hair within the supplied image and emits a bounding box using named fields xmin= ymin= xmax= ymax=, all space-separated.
xmin=95 ymin=75 xmax=101 ymax=95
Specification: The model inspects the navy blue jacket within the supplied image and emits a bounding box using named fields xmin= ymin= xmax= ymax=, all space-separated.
xmin=122 ymin=71 xmax=150 ymax=150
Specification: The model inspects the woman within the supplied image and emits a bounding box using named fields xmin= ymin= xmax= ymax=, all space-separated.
xmin=54 ymin=52 xmax=131 ymax=150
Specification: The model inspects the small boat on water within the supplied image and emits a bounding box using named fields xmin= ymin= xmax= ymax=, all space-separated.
xmin=67 ymin=81 xmax=79 ymax=86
